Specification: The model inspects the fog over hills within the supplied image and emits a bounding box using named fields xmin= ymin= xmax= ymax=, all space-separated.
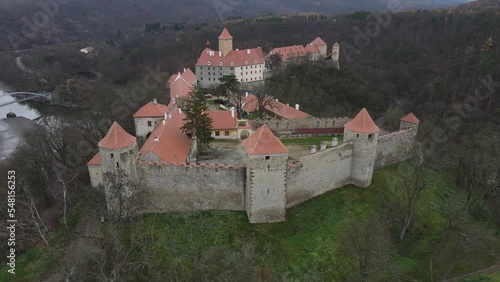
xmin=0 ymin=0 xmax=473 ymax=51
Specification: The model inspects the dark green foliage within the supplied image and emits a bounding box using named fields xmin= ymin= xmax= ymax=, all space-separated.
xmin=181 ymin=87 xmax=214 ymax=148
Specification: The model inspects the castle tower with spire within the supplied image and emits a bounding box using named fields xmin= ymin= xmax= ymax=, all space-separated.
xmin=332 ymin=42 xmax=340 ymax=69
xmin=243 ymin=124 xmax=289 ymax=223
xmin=344 ymin=108 xmax=380 ymax=187
xmin=219 ymin=27 xmax=233 ymax=57
xmin=400 ymin=113 xmax=420 ymax=133
xmin=98 ymin=122 xmax=139 ymax=211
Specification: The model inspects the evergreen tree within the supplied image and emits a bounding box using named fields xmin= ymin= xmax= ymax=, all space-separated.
xmin=180 ymin=87 xmax=213 ymax=149
xmin=216 ymin=75 xmax=242 ymax=117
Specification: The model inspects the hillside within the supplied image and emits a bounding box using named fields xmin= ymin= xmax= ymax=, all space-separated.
xmin=1 ymin=163 xmax=498 ymax=281
xmin=0 ymin=0 xmax=472 ymax=51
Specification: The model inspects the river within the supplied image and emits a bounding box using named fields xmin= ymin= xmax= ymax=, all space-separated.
xmin=0 ymin=81 xmax=41 ymax=120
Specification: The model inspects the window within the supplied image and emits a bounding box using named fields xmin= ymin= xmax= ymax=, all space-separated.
xmin=368 ymin=134 xmax=374 ymax=140
xmin=215 ymin=131 xmax=220 ymax=136
xmin=356 ymin=134 xmax=360 ymax=138
xmin=225 ymin=131 xmax=229 ymax=136
xmin=265 ymin=156 xmax=270 ymax=160
xmin=110 ymin=153 xmax=114 ymax=158
xmin=230 ymin=67 xmax=234 ymax=70
xmin=208 ymin=78 xmax=211 ymax=81
xmin=268 ymin=165 xmax=271 ymax=172
xmin=147 ymin=121 xmax=152 ymax=127
xmin=116 ymin=162 xmax=119 ymax=168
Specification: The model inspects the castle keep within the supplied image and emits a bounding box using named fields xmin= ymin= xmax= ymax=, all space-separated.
xmin=87 ymin=29 xmax=419 ymax=224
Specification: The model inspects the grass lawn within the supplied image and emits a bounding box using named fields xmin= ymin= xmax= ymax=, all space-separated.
xmin=281 ymin=135 xmax=343 ymax=146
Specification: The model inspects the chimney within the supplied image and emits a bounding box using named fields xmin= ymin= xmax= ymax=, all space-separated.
xmin=183 ymin=68 xmax=186 ymax=72
xmin=164 ymin=112 xmax=167 ymax=120
xmin=276 ymin=99 xmax=279 ymax=102
xmin=162 ymin=119 xmax=165 ymax=125
xmin=154 ymin=137 xmax=159 ymax=143
xmin=201 ymin=110 xmax=204 ymax=114
xmin=245 ymin=92 xmax=248 ymax=98
xmin=168 ymin=114 xmax=172 ymax=119
xmin=178 ymin=72 xmax=181 ymax=76
xmin=219 ymin=51 xmax=222 ymax=56
xmin=153 ymin=98 xmax=157 ymax=104
xmin=178 ymin=108 xmax=182 ymax=114
xmin=247 ymin=49 xmax=250 ymax=54
xmin=295 ymin=104 xmax=300 ymax=110
xmin=231 ymin=107 xmax=235 ymax=118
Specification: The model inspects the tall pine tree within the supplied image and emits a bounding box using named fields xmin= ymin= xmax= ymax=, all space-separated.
xmin=180 ymin=87 xmax=213 ymax=150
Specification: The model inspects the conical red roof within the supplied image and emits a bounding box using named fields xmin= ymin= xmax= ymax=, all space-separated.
xmin=400 ymin=113 xmax=420 ymax=124
xmin=242 ymin=124 xmax=288 ymax=155
xmin=98 ymin=122 xmax=136 ymax=149
xmin=344 ymin=108 xmax=380 ymax=134
xmin=218 ymin=28 xmax=233 ymax=39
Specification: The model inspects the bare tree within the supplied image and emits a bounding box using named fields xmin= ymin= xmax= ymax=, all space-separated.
xmin=249 ymin=84 xmax=279 ymax=119
xmin=400 ymin=143 xmax=426 ymax=241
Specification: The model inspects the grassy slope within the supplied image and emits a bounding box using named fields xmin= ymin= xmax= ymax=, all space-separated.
xmin=2 ymin=163 xmax=498 ymax=280
xmin=130 ymin=163 xmax=500 ymax=280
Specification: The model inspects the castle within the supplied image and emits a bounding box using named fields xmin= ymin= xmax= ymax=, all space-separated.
xmin=87 ymin=29 xmax=419 ymax=224
xmin=195 ymin=28 xmax=340 ymax=87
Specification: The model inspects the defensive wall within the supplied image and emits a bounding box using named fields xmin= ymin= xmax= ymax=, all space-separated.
xmin=127 ymin=128 xmax=416 ymax=214
xmin=375 ymin=128 xmax=416 ymax=169
xmin=137 ymin=161 xmax=246 ymax=213
xmin=252 ymin=117 xmax=351 ymax=133
xmin=286 ymin=141 xmax=354 ymax=208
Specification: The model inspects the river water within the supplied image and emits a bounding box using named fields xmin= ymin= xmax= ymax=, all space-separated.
xmin=0 ymin=81 xmax=41 ymax=120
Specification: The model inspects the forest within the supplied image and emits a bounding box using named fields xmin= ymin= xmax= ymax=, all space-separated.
xmin=0 ymin=1 xmax=499 ymax=280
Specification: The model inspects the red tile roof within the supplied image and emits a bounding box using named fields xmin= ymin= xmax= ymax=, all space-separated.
xmin=98 ymin=122 xmax=136 ymax=149
xmin=207 ymin=110 xmax=237 ymax=130
xmin=242 ymin=124 xmax=288 ymax=155
xmin=310 ymin=37 xmax=327 ymax=45
xmin=400 ymin=113 xmax=420 ymax=124
xmin=242 ymin=94 xmax=310 ymax=119
xmin=196 ymin=47 xmax=265 ymax=67
xmin=139 ymin=108 xmax=192 ymax=163
xmin=133 ymin=101 xmax=170 ymax=118
xmin=87 ymin=152 xmax=101 ymax=166
xmin=169 ymin=74 xmax=194 ymax=103
xmin=268 ymin=44 xmax=320 ymax=61
xmin=168 ymin=68 xmax=197 ymax=85
xmin=219 ymin=27 xmax=233 ymax=39
xmin=344 ymin=108 xmax=380 ymax=134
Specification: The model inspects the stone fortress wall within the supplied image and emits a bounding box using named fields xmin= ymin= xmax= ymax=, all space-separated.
xmin=128 ymin=126 xmax=417 ymax=217
xmin=253 ymin=117 xmax=351 ymax=132
xmin=137 ymin=161 xmax=246 ymax=213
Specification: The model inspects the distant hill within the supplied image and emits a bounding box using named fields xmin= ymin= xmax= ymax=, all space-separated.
xmin=0 ymin=0 xmax=472 ymax=51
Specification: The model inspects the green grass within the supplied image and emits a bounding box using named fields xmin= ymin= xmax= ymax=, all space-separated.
xmin=246 ymin=112 xmax=260 ymax=120
xmin=281 ymin=135 xmax=343 ymax=146
xmin=126 ymin=163 xmax=499 ymax=280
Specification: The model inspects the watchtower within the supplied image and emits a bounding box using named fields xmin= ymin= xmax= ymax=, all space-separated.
xmin=219 ymin=28 xmax=233 ymax=57
xmin=400 ymin=113 xmax=420 ymax=134
xmin=98 ymin=122 xmax=139 ymax=210
xmin=243 ymin=124 xmax=288 ymax=223
xmin=344 ymin=108 xmax=380 ymax=188
xmin=332 ymin=42 xmax=340 ymax=69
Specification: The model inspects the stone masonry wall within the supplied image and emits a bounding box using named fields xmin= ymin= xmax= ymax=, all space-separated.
xmin=375 ymin=129 xmax=416 ymax=169
xmin=138 ymin=161 xmax=246 ymax=212
xmin=253 ymin=117 xmax=351 ymax=133
xmin=286 ymin=142 xmax=353 ymax=208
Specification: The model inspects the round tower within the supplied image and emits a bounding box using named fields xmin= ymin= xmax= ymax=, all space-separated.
xmin=98 ymin=122 xmax=139 ymax=214
xmin=332 ymin=42 xmax=340 ymax=69
xmin=399 ymin=112 xmax=420 ymax=134
xmin=218 ymin=28 xmax=233 ymax=57
xmin=344 ymin=108 xmax=380 ymax=188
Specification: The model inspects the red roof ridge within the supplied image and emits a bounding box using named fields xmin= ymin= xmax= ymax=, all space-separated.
xmin=98 ymin=122 xmax=136 ymax=149
xmin=344 ymin=108 xmax=380 ymax=134
xmin=242 ymin=124 xmax=288 ymax=155
xmin=400 ymin=113 xmax=420 ymax=124
xmin=219 ymin=27 xmax=233 ymax=39
xmin=310 ymin=37 xmax=327 ymax=45
xmin=87 ymin=152 xmax=101 ymax=166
